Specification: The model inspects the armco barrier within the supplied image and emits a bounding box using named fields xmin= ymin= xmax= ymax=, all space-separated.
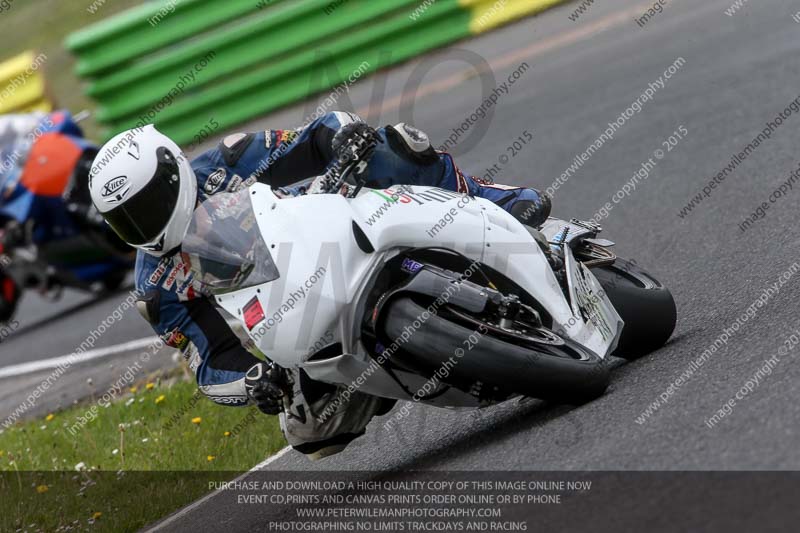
xmin=0 ymin=51 xmax=52 ymax=115
xmin=66 ymin=0 xmax=566 ymax=145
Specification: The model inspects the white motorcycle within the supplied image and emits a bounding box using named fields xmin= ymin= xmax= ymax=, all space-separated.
xmin=182 ymin=134 xmax=676 ymax=408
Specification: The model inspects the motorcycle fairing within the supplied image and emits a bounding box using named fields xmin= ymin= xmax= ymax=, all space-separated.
xmin=213 ymin=183 xmax=623 ymax=403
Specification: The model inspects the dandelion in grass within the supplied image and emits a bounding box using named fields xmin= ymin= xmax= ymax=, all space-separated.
xmin=207 ymin=455 xmax=215 ymax=462
xmin=191 ymin=417 xmax=202 ymax=425
xmin=223 ymin=431 xmax=231 ymax=437
xmin=130 ymin=386 xmax=138 ymax=393
xmin=92 ymin=512 xmax=102 ymax=520
xmin=45 ymin=414 xmax=55 ymax=422
xmin=36 ymin=485 xmax=49 ymax=494
xmin=146 ymin=383 xmax=155 ymax=390
xmin=155 ymin=395 xmax=166 ymax=404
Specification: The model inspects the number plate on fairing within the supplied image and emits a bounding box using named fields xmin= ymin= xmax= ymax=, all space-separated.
xmin=564 ymin=253 xmax=623 ymax=358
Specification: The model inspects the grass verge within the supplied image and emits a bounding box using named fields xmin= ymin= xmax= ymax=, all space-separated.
xmin=0 ymin=378 xmax=286 ymax=532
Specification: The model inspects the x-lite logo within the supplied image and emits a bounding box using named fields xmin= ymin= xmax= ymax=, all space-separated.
xmin=101 ymin=176 xmax=131 ymax=203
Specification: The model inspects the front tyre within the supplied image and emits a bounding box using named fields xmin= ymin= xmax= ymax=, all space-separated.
xmin=590 ymin=258 xmax=677 ymax=359
xmin=383 ymin=297 xmax=610 ymax=404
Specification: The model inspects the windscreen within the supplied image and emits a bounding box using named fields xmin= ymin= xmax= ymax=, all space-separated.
xmin=182 ymin=188 xmax=279 ymax=294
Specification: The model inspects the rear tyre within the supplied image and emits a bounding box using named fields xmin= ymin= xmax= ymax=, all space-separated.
xmin=383 ymin=297 xmax=610 ymax=404
xmin=0 ymin=274 xmax=20 ymax=323
xmin=590 ymin=258 xmax=676 ymax=359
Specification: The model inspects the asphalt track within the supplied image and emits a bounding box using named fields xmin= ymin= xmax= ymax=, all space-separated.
xmin=4 ymin=0 xmax=800 ymax=530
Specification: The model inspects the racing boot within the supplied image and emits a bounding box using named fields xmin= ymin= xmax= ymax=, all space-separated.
xmin=509 ymin=189 xmax=551 ymax=229
xmin=278 ymin=369 xmax=388 ymax=461
xmin=507 ymin=191 xmax=563 ymax=274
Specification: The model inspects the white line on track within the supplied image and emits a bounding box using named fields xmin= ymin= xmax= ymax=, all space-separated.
xmin=0 ymin=336 xmax=158 ymax=379
xmin=143 ymin=446 xmax=293 ymax=532
xmin=0 ymin=317 xmax=251 ymax=379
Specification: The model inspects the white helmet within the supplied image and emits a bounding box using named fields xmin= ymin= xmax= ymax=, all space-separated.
xmin=89 ymin=125 xmax=197 ymax=256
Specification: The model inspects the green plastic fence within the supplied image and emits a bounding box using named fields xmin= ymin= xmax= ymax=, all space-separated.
xmin=66 ymin=0 xmax=473 ymax=144
xmin=69 ymin=0 xmax=578 ymax=144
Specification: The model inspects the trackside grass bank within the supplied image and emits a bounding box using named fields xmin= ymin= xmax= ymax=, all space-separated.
xmin=0 ymin=378 xmax=285 ymax=532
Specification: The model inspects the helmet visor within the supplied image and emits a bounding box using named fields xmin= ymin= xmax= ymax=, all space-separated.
xmin=102 ymin=148 xmax=182 ymax=246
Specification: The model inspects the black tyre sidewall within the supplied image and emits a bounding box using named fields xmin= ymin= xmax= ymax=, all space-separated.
xmin=0 ymin=274 xmax=19 ymax=323
xmin=383 ymin=297 xmax=610 ymax=404
xmin=590 ymin=258 xmax=677 ymax=359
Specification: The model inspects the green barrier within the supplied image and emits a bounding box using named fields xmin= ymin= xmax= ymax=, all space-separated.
xmin=67 ymin=0 xmax=564 ymax=145
xmin=150 ymin=3 xmax=472 ymax=144
xmin=94 ymin=0 xmax=426 ymax=120
xmin=67 ymin=0 xmax=280 ymax=77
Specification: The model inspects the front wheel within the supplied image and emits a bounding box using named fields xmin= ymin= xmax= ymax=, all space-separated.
xmin=382 ymin=297 xmax=610 ymax=404
xmin=590 ymin=257 xmax=677 ymax=359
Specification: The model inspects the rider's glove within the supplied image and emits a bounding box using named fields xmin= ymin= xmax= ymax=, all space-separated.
xmin=331 ymin=122 xmax=381 ymax=165
xmin=244 ymin=361 xmax=288 ymax=415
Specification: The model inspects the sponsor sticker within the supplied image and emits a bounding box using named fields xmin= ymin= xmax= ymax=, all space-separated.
xmin=162 ymin=328 xmax=189 ymax=350
xmin=204 ymin=168 xmax=226 ymax=194
xmin=101 ymin=176 xmax=131 ymax=203
xmin=163 ymin=262 xmax=184 ymax=290
xmin=148 ymin=260 xmax=169 ymax=285
xmin=400 ymin=257 xmax=424 ymax=274
xmin=243 ymin=296 xmax=266 ymax=330
xmin=226 ymin=174 xmax=243 ymax=192
xmin=275 ymin=129 xmax=299 ymax=147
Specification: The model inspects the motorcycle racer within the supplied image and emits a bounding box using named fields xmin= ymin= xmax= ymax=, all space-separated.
xmin=89 ymin=111 xmax=551 ymax=459
xmin=0 ymin=110 xmax=130 ymax=322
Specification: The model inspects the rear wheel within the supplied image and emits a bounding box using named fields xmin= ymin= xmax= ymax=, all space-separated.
xmin=383 ymin=297 xmax=610 ymax=404
xmin=0 ymin=273 xmax=20 ymax=323
xmin=590 ymin=257 xmax=676 ymax=359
